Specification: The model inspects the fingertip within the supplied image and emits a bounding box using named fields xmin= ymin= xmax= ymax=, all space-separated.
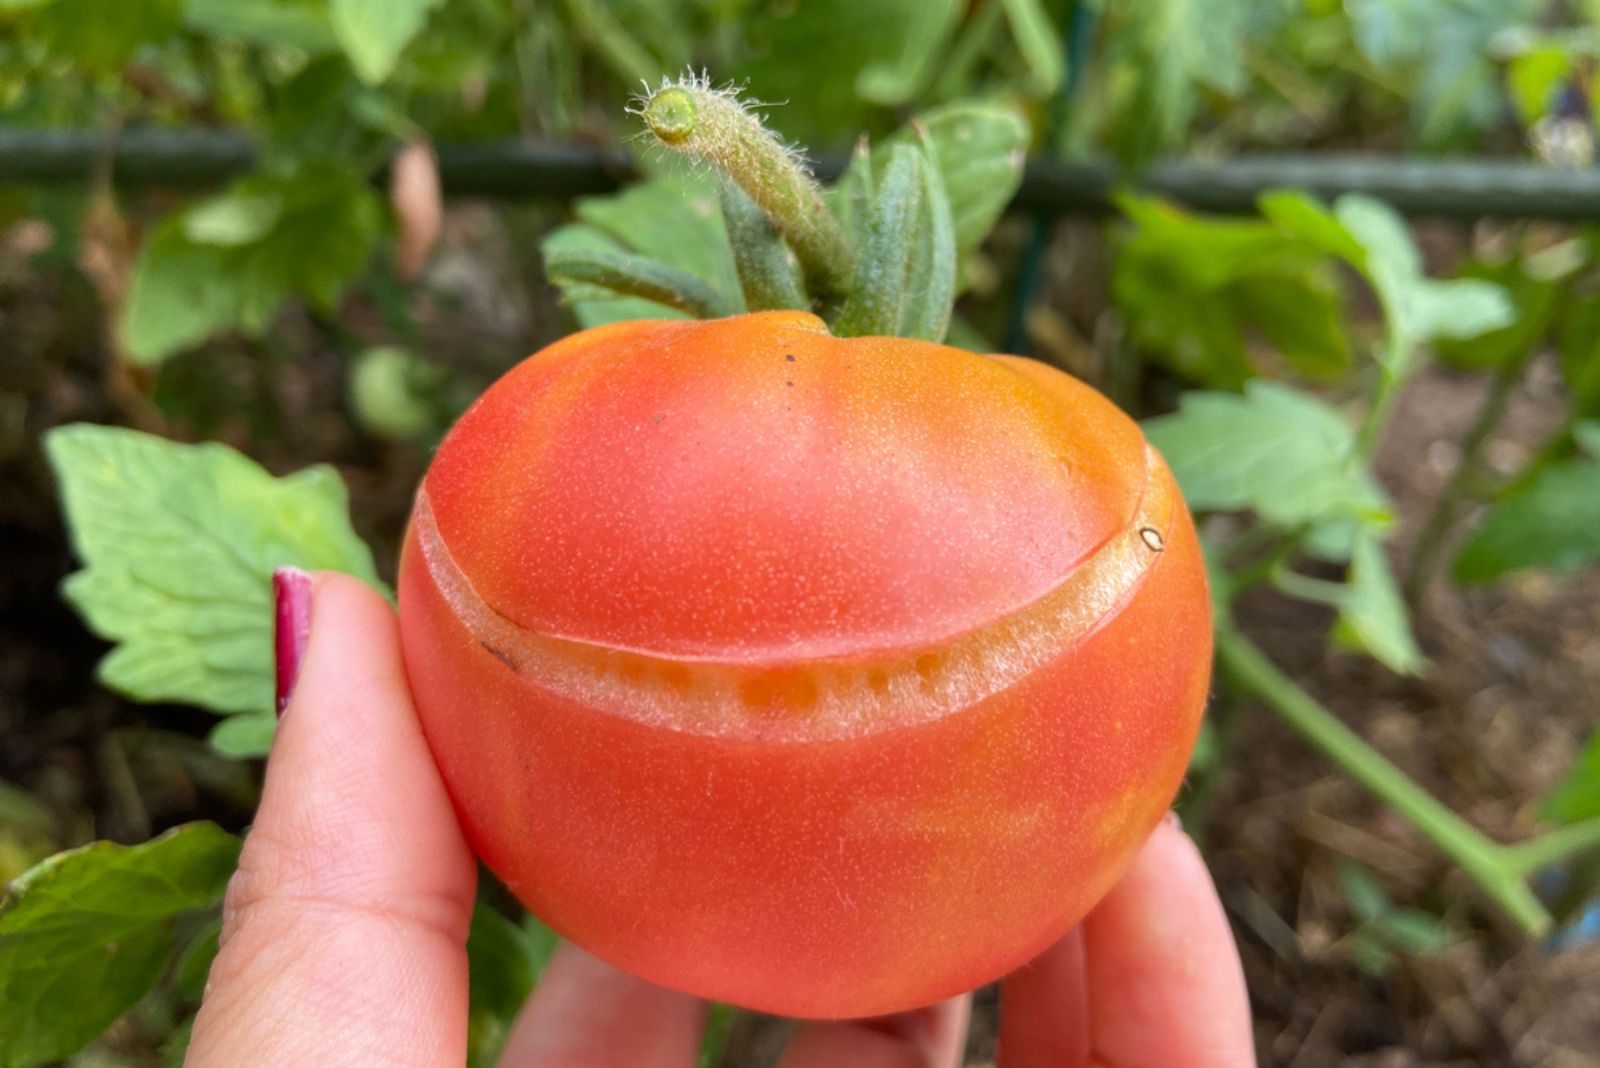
xmin=780 ymin=994 xmax=971 ymax=1068
xmin=498 ymin=943 xmax=706 ymax=1068
xmin=1080 ymin=815 xmax=1256 ymax=1068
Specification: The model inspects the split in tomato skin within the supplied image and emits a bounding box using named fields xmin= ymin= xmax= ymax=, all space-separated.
xmin=397 ymin=312 xmax=1212 ymax=1019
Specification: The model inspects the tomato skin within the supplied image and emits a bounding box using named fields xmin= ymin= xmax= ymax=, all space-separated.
xmin=398 ymin=312 xmax=1211 ymax=1018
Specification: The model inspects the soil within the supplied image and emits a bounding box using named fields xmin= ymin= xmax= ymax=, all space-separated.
xmin=2 ymin=205 xmax=1597 ymax=1067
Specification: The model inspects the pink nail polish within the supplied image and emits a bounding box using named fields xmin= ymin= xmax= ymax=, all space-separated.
xmin=273 ymin=567 xmax=313 ymax=717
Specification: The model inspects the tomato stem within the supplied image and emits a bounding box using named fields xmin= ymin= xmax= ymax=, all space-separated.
xmin=637 ymin=75 xmax=855 ymax=304
xmin=1214 ymin=624 xmax=1554 ymax=937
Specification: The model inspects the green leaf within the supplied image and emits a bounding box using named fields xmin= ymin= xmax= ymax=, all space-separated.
xmin=183 ymin=0 xmax=338 ymax=53
xmin=330 ymin=0 xmax=443 ymax=84
xmin=854 ymin=0 xmax=963 ymax=105
xmin=1096 ymin=0 xmax=1251 ymax=165
xmin=1453 ymin=458 xmax=1600 ymax=582
xmin=1377 ymin=908 xmax=1451 ymax=954
xmin=1114 ymin=196 xmax=1352 ymax=386
xmin=32 ymin=0 xmax=183 ymax=71
xmin=1232 ymin=272 xmax=1352 ymax=378
xmin=1333 ymin=194 xmax=1514 ymax=373
xmin=206 ymin=712 xmax=278 ymax=759
xmin=555 ymin=0 xmax=661 ymax=87
xmin=886 ymin=102 xmax=1030 ymax=268
xmin=173 ymin=918 xmax=222 ymax=1000
xmin=1332 ymin=534 xmax=1426 ymax=675
xmin=1258 ymin=190 xmax=1367 ymax=265
xmin=719 ymin=182 xmax=808 ymax=313
xmin=734 ymin=0 xmax=956 ymax=142
xmin=1144 ymin=380 xmax=1391 ymax=532
xmin=543 ymin=171 xmax=742 ymax=329
xmin=46 ymin=424 xmax=380 ymax=745
xmin=466 ymin=906 xmax=556 ymax=1068
xmin=122 ymin=165 xmax=383 ymax=365
xmin=1434 ymin=256 xmax=1559 ymax=371
xmin=698 ymin=1002 xmax=736 ymax=1068
xmin=1543 ymin=730 xmax=1600 ymax=825
xmin=1559 ymin=294 xmax=1600 ymax=416
xmin=1338 ymin=862 xmax=1393 ymax=923
xmin=833 ymin=144 xmax=923 ymax=338
xmin=897 ymin=138 xmax=957 ymax=342
xmin=1575 ymin=420 xmax=1600 ymax=461
xmin=0 ymin=824 xmax=240 ymax=1068
xmin=349 ymin=345 xmax=449 ymax=442
xmin=997 ymin=0 xmax=1064 ymax=96
xmin=1349 ymin=0 xmax=1536 ymax=148
xmin=544 ymin=246 xmax=738 ymax=320
xmin=181 ymin=190 xmax=284 ymax=248
xmin=1507 ymin=44 xmax=1574 ymax=127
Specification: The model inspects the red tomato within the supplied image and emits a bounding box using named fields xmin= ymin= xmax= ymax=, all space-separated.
xmin=398 ymin=311 xmax=1211 ymax=1018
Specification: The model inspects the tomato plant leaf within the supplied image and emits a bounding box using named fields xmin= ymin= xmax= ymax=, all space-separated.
xmin=122 ymin=165 xmax=383 ymax=365
xmin=0 ymin=824 xmax=240 ymax=1068
xmin=1095 ymin=0 xmax=1250 ymax=165
xmin=1333 ymin=194 xmax=1515 ymax=374
xmin=543 ymin=171 xmax=742 ymax=329
xmin=1574 ymin=420 xmax=1600 ymax=460
xmin=330 ymin=0 xmax=444 ymax=85
xmin=834 ymin=144 xmax=923 ymax=338
xmin=1114 ymin=194 xmax=1351 ymax=386
xmin=854 ymin=0 xmax=963 ymax=105
xmin=183 ymin=0 xmax=339 ymax=54
xmin=1543 ymin=730 xmax=1600 ymax=825
xmin=30 ymin=0 xmax=183 ymax=71
xmin=1453 ymin=458 xmax=1600 ymax=581
xmin=45 ymin=424 xmax=380 ymax=752
xmin=1144 ymin=380 xmax=1391 ymax=532
xmin=733 ymin=0 xmax=953 ymax=142
xmin=897 ymin=140 xmax=957 ymax=342
xmin=1332 ymin=533 xmax=1426 ymax=675
xmin=1434 ymin=256 xmax=1560 ymax=371
xmin=882 ymin=101 xmax=1030 ymax=267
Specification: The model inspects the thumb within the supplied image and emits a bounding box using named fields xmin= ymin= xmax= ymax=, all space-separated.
xmin=186 ymin=570 xmax=478 ymax=1068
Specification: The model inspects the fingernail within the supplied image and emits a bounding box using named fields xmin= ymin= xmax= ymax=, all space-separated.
xmin=1162 ymin=809 xmax=1183 ymax=831
xmin=273 ymin=567 xmax=313 ymax=717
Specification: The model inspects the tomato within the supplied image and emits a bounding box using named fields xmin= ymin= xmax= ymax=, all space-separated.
xmin=397 ymin=311 xmax=1211 ymax=1018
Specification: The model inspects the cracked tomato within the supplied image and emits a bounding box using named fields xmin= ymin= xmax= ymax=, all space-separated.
xmin=398 ymin=311 xmax=1211 ymax=1018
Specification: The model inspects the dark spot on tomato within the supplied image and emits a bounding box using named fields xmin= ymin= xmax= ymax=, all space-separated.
xmin=480 ymin=641 xmax=519 ymax=671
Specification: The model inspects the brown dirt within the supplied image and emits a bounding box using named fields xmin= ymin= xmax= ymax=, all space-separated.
xmin=3 ymin=206 xmax=1598 ymax=1067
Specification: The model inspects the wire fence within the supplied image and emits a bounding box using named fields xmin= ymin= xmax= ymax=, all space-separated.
xmin=5 ymin=126 xmax=1600 ymax=220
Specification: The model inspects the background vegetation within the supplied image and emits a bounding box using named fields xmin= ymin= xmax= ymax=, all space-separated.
xmin=2 ymin=0 xmax=1599 ymax=1064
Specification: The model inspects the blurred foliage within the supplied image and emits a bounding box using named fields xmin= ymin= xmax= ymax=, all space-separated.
xmin=0 ymin=824 xmax=238 ymax=1068
xmin=6 ymin=1 xmax=1600 ymax=1064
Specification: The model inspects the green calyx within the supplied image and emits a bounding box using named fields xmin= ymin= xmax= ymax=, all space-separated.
xmin=545 ymin=75 xmax=1030 ymax=343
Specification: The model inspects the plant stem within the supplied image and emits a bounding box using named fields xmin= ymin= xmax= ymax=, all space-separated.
xmin=1214 ymin=625 xmax=1553 ymax=936
xmin=1496 ymin=350 xmax=1600 ymax=499
xmin=1356 ymin=356 xmax=1403 ymax=459
xmin=1502 ymin=815 xmax=1600 ymax=877
xmin=638 ymin=78 xmax=855 ymax=303
xmin=1403 ymin=348 xmax=1534 ymax=605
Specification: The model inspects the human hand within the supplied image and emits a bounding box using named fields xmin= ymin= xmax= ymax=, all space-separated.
xmin=185 ymin=572 xmax=1254 ymax=1067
